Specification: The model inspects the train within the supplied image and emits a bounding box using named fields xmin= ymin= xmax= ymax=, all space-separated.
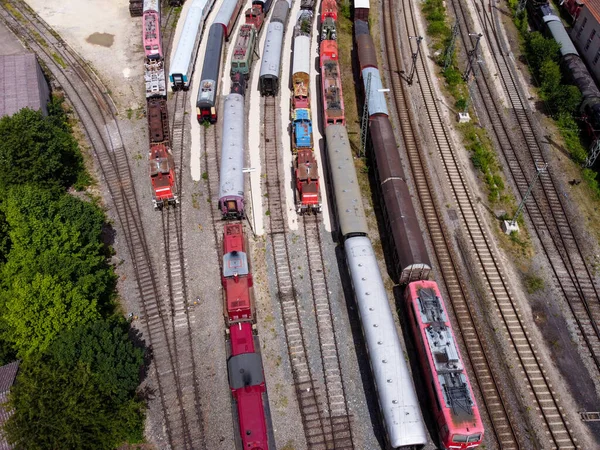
xmin=197 ymin=0 xmax=271 ymax=123
xmin=221 ymin=224 xmax=272 ymax=450
xmin=405 ymin=281 xmax=484 ymax=449
xmin=142 ymin=0 xmax=179 ymax=209
xmin=258 ymin=0 xmax=291 ymax=96
xmin=169 ymin=0 xmax=215 ymax=90
xmin=288 ymin=3 xmax=321 ymax=214
xmin=528 ymin=1 xmax=600 ymax=140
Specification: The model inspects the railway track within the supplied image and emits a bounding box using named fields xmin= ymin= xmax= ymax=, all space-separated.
xmin=380 ymin=0 xmax=579 ymax=447
xmin=458 ymin=0 xmax=600 ymax=371
xmin=301 ymin=214 xmax=354 ymax=449
xmin=263 ymin=96 xmax=355 ymax=449
xmin=0 ymin=2 xmax=206 ymax=448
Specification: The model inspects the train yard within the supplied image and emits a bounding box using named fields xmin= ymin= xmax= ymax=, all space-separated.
xmin=2 ymin=0 xmax=600 ymax=449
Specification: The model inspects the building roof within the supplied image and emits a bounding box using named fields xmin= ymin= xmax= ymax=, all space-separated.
xmin=0 ymin=54 xmax=49 ymax=118
xmin=585 ymin=0 xmax=600 ymax=23
xmin=0 ymin=361 xmax=20 ymax=450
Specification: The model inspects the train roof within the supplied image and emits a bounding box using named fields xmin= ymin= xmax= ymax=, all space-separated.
xmin=271 ymin=0 xmax=290 ymax=24
xmin=229 ymin=322 xmax=256 ymax=355
xmin=228 ymin=353 xmax=265 ymax=389
xmin=169 ymin=0 xmax=214 ymax=78
xmin=362 ymin=67 xmax=389 ymax=116
xmin=293 ymin=35 xmax=311 ymax=76
xmin=354 ymin=0 xmax=370 ymax=8
xmin=344 ymin=237 xmax=427 ymax=447
xmin=198 ymin=23 xmax=225 ymax=100
xmin=219 ymin=93 xmax=245 ymax=199
xmin=544 ymin=16 xmax=578 ymax=57
xmin=214 ymin=0 xmax=242 ymax=27
xmin=325 ymin=125 xmax=368 ymax=237
xmin=260 ymin=22 xmax=285 ymax=78
xmin=223 ymin=251 xmax=249 ymax=278
xmin=143 ymin=0 xmax=160 ymax=13
xmin=408 ymin=281 xmax=479 ymax=424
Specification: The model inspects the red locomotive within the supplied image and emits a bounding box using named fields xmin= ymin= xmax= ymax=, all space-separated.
xmin=222 ymin=224 xmax=270 ymax=450
xmin=295 ymin=148 xmax=321 ymax=214
xmin=147 ymin=98 xmax=178 ymax=209
xmin=405 ymin=280 xmax=484 ymax=450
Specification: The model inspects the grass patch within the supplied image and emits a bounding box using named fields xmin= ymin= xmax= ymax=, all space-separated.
xmin=524 ymin=273 xmax=545 ymax=293
xmin=51 ymin=52 xmax=67 ymax=69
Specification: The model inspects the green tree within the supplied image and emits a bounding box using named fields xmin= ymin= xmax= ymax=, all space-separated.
xmin=525 ymin=32 xmax=561 ymax=79
xmin=0 ymin=185 xmax=116 ymax=356
xmin=0 ymin=107 xmax=83 ymax=191
xmin=3 ymin=321 xmax=145 ymax=449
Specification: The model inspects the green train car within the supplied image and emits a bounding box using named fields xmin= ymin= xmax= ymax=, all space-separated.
xmin=230 ymin=24 xmax=257 ymax=79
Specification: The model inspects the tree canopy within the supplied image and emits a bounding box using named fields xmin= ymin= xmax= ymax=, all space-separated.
xmin=3 ymin=320 xmax=145 ymax=449
xmin=0 ymin=104 xmax=84 ymax=191
xmin=0 ymin=185 xmax=116 ymax=357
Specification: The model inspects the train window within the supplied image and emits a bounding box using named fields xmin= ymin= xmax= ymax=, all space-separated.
xmin=577 ymin=17 xmax=588 ymax=39
xmin=586 ymin=30 xmax=596 ymax=50
xmin=452 ymin=434 xmax=468 ymax=443
xmin=468 ymin=434 xmax=481 ymax=442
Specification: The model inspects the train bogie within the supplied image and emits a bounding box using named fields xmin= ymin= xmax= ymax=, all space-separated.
xmin=325 ymin=125 xmax=368 ymax=237
xmin=344 ymin=236 xmax=427 ymax=448
xmin=149 ymin=144 xmax=178 ymax=209
xmin=259 ymin=22 xmax=285 ymax=96
xmin=197 ymin=23 xmax=224 ymax=123
xmin=369 ymin=115 xmax=431 ymax=283
xmin=219 ymin=94 xmax=245 ymax=218
xmin=214 ymin=0 xmax=245 ymax=39
xmin=295 ymin=148 xmax=320 ymax=214
xmin=231 ymin=24 xmax=257 ymax=79
xmin=169 ymin=0 xmax=214 ymax=90
xmin=405 ymin=281 xmax=484 ymax=450
xmin=292 ymin=108 xmax=313 ymax=150
xmin=147 ymin=97 xmax=169 ymax=143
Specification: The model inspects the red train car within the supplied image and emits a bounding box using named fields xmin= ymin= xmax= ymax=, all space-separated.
xmin=405 ymin=280 xmax=484 ymax=450
xmin=245 ymin=6 xmax=265 ymax=33
xmin=142 ymin=0 xmax=162 ymax=60
xmin=149 ymin=144 xmax=178 ymax=210
xmin=222 ymin=223 xmax=254 ymax=324
xmin=320 ymin=40 xmax=345 ymax=126
xmin=321 ymin=0 xmax=337 ymax=21
xmin=295 ymin=148 xmax=321 ymax=214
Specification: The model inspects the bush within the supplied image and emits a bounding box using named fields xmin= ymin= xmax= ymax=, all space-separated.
xmin=0 ymin=103 xmax=85 ymax=191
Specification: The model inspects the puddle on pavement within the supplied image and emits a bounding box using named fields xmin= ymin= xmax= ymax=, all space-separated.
xmin=86 ymin=32 xmax=114 ymax=47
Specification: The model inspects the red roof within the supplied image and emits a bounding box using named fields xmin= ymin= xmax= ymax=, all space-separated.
xmin=586 ymin=0 xmax=600 ymax=23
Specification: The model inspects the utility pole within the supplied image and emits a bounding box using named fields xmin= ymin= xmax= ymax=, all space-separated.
xmin=503 ymin=162 xmax=548 ymax=234
xmin=463 ymin=33 xmax=483 ymax=81
xmin=517 ymin=0 xmax=527 ymax=15
xmin=360 ymin=72 xmax=372 ymax=157
xmin=407 ymin=36 xmax=423 ymax=85
xmin=444 ymin=23 xmax=459 ymax=72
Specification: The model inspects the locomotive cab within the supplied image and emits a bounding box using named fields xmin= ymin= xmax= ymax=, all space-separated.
xmin=149 ymin=144 xmax=178 ymax=210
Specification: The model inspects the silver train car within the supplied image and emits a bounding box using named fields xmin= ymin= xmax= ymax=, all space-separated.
xmin=214 ymin=0 xmax=245 ymax=39
xmin=362 ymin=67 xmax=389 ymax=116
xmin=259 ymin=0 xmax=290 ymax=96
xmin=169 ymin=0 xmax=215 ymax=90
xmin=324 ymin=125 xmax=368 ymax=237
xmin=344 ymin=236 xmax=427 ymax=449
xmin=219 ymin=93 xmax=245 ymax=219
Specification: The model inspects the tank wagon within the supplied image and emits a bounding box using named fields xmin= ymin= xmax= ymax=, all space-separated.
xmin=169 ymin=0 xmax=215 ymax=90
xmin=197 ymin=23 xmax=225 ymax=123
xmin=292 ymin=35 xmax=311 ymax=109
xmin=219 ymin=94 xmax=246 ymax=219
xmin=354 ymin=13 xmax=431 ymax=284
xmin=222 ymin=224 xmax=273 ymax=450
xmin=258 ymin=0 xmax=290 ymax=96
xmin=406 ymin=281 xmax=484 ymax=449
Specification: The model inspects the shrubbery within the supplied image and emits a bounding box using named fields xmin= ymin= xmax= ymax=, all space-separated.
xmin=0 ymin=99 xmax=145 ymax=447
